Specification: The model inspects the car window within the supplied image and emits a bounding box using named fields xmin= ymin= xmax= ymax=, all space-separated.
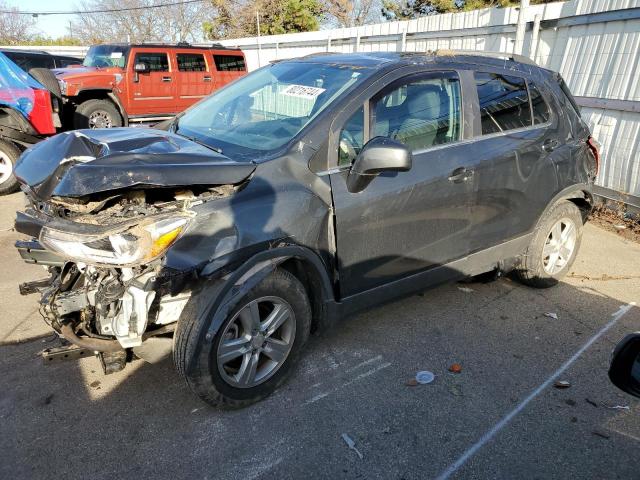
xmin=4 ymin=52 xmax=53 ymax=70
xmin=83 ymin=45 xmax=127 ymax=68
xmin=56 ymin=56 xmax=82 ymax=68
xmin=371 ymin=73 xmax=462 ymax=152
xmin=475 ymin=72 xmax=532 ymax=134
xmin=134 ymin=52 xmax=169 ymax=72
xmin=214 ymin=55 xmax=246 ymax=71
xmin=176 ymin=62 xmax=370 ymax=157
xmin=528 ymin=82 xmax=550 ymax=125
xmin=177 ymin=53 xmax=207 ymax=72
xmin=339 ymin=107 xmax=364 ymax=166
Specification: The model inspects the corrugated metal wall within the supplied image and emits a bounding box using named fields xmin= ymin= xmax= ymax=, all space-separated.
xmin=219 ymin=0 xmax=640 ymax=199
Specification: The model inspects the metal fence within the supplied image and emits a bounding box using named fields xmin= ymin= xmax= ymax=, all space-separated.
xmin=4 ymin=0 xmax=639 ymax=203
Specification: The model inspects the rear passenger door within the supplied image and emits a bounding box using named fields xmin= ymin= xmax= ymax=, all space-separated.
xmin=174 ymin=51 xmax=213 ymax=112
xmin=330 ymin=70 xmax=476 ymax=297
xmin=465 ymin=71 xmax=563 ymax=254
xmin=129 ymin=50 xmax=176 ymax=115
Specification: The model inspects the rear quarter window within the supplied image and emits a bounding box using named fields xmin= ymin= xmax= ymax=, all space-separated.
xmin=528 ymin=82 xmax=550 ymax=124
xmin=475 ymin=72 xmax=532 ymax=134
xmin=214 ymin=55 xmax=246 ymax=72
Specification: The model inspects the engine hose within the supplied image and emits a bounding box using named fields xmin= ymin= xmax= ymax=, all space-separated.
xmin=60 ymin=323 xmax=123 ymax=353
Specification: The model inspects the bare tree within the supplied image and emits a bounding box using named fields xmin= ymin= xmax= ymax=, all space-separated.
xmin=325 ymin=0 xmax=378 ymax=27
xmin=71 ymin=0 xmax=210 ymax=44
xmin=0 ymin=1 xmax=36 ymax=45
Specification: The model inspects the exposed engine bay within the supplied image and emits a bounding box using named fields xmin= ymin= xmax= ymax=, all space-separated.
xmin=17 ymin=184 xmax=236 ymax=371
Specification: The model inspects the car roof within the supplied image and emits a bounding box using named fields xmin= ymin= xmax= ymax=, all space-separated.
xmin=288 ymin=50 xmax=548 ymax=75
xmin=1 ymin=48 xmax=50 ymax=56
xmin=97 ymin=43 xmax=242 ymax=52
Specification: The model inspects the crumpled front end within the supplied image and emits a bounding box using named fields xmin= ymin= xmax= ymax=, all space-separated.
xmin=15 ymin=188 xmax=220 ymax=364
xmin=12 ymin=124 xmax=257 ymax=357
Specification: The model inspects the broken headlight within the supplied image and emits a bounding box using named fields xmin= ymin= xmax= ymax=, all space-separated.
xmin=40 ymin=215 xmax=191 ymax=266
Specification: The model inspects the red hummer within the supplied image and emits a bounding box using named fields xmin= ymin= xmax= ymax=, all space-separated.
xmin=55 ymin=43 xmax=247 ymax=129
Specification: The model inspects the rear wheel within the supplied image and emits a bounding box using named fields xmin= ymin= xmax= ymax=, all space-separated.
xmin=74 ymin=99 xmax=122 ymax=129
xmin=174 ymin=268 xmax=311 ymax=408
xmin=516 ymin=201 xmax=584 ymax=288
xmin=0 ymin=139 xmax=21 ymax=195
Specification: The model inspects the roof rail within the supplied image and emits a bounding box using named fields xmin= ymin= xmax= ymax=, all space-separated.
xmin=435 ymin=49 xmax=538 ymax=67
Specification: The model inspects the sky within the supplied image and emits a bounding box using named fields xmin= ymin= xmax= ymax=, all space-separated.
xmin=6 ymin=0 xmax=77 ymax=38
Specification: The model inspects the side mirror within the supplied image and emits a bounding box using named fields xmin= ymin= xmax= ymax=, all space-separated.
xmin=346 ymin=136 xmax=412 ymax=193
xmin=134 ymin=63 xmax=149 ymax=73
xmin=608 ymin=332 xmax=640 ymax=398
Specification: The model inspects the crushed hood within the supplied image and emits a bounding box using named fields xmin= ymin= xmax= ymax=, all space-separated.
xmin=14 ymin=128 xmax=256 ymax=200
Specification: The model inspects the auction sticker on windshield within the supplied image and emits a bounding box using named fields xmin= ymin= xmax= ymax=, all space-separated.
xmin=281 ymin=84 xmax=326 ymax=99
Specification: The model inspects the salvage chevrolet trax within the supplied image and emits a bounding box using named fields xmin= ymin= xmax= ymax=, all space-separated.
xmin=14 ymin=51 xmax=599 ymax=408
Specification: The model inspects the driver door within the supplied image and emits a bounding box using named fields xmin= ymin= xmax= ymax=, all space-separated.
xmin=129 ymin=50 xmax=176 ymax=115
xmin=329 ymin=71 xmax=475 ymax=298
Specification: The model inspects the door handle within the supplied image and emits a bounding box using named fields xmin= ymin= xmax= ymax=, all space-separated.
xmin=161 ymin=76 xmax=172 ymax=82
xmin=542 ymin=138 xmax=559 ymax=152
xmin=203 ymin=76 xmax=212 ymax=82
xmin=448 ymin=167 xmax=473 ymax=183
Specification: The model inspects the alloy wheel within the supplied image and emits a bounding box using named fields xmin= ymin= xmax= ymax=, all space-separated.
xmin=217 ymin=296 xmax=296 ymax=388
xmin=0 ymin=151 xmax=12 ymax=185
xmin=88 ymin=110 xmax=113 ymax=128
xmin=542 ymin=217 xmax=577 ymax=275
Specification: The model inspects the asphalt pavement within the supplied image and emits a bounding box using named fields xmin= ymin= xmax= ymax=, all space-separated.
xmin=1 ymin=191 xmax=638 ymax=480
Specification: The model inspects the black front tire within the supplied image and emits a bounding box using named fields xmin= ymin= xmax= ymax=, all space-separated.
xmin=0 ymin=139 xmax=21 ymax=195
xmin=74 ymin=99 xmax=123 ymax=129
xmin=174 ymin=268 xmax=311 ymax=409
xmin=515 ymin=201 xmax=584 ymax=288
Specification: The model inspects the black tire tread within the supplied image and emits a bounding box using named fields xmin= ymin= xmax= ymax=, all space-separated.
xmin=28 ymin=68 xmax=62 ymax=101
xmin=173 ymin=268 xmax=311 ymax=409
xmin=0 ymin=139 xmax=21 ymax=195
xmin=516 ymin=201 xmax=584 ymax=288
xmin=74 ymin=99 xmax=122 ymax=129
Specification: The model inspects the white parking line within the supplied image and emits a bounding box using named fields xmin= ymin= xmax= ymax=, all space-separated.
xmin=435 ymin=302 xmax=636 ymax=480
xmin=307 ymin=361 xmax=392 ymax=404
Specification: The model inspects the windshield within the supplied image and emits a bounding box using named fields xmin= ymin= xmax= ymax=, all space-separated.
xmin=83 ymin=45 xmax=127 ymax=68
xmin=175 ymin=62 xmax=371 ymax=159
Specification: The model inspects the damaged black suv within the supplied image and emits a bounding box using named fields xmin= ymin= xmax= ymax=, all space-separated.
xmin=14 ymin=51 xmax=599 ymax=408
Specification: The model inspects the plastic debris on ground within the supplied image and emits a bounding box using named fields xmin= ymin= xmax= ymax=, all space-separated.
xmin=448 ymin=363 xmax=462 ymax=374
xmin=457 ymin=287 xmax=475 ymax=293
xmin=605 ymin=405 xmax=630 ymax=410
xmin=554 ymin=380 xmax=571 ymax=389
xmin=449 ymin=384 xmax=463 ymax=396
xmin=341 ymin=433 xmax=363 ymax=460
xmin=415 ymin=371 xmax=435 ymax=384
xmin=544 ymin=312 xmax=559 ymax=320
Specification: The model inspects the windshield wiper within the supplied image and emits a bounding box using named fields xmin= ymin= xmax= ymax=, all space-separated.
xmin=175 ymin=129 xmax=223 ymax=154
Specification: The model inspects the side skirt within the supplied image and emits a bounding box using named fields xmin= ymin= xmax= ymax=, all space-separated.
xmin=331 ymin=233 xmax=532 ymax=318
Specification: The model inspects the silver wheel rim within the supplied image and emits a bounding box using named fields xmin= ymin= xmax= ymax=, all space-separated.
xmin=88 ymin=110 xmax=113 ymax=129
xmin=542 ymin=217 xmax=577 ymax=275
xmin=217 ymin=296 xmax=296 ymax=388
xmin=0 ymin=150 xmax=12 ymax=185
